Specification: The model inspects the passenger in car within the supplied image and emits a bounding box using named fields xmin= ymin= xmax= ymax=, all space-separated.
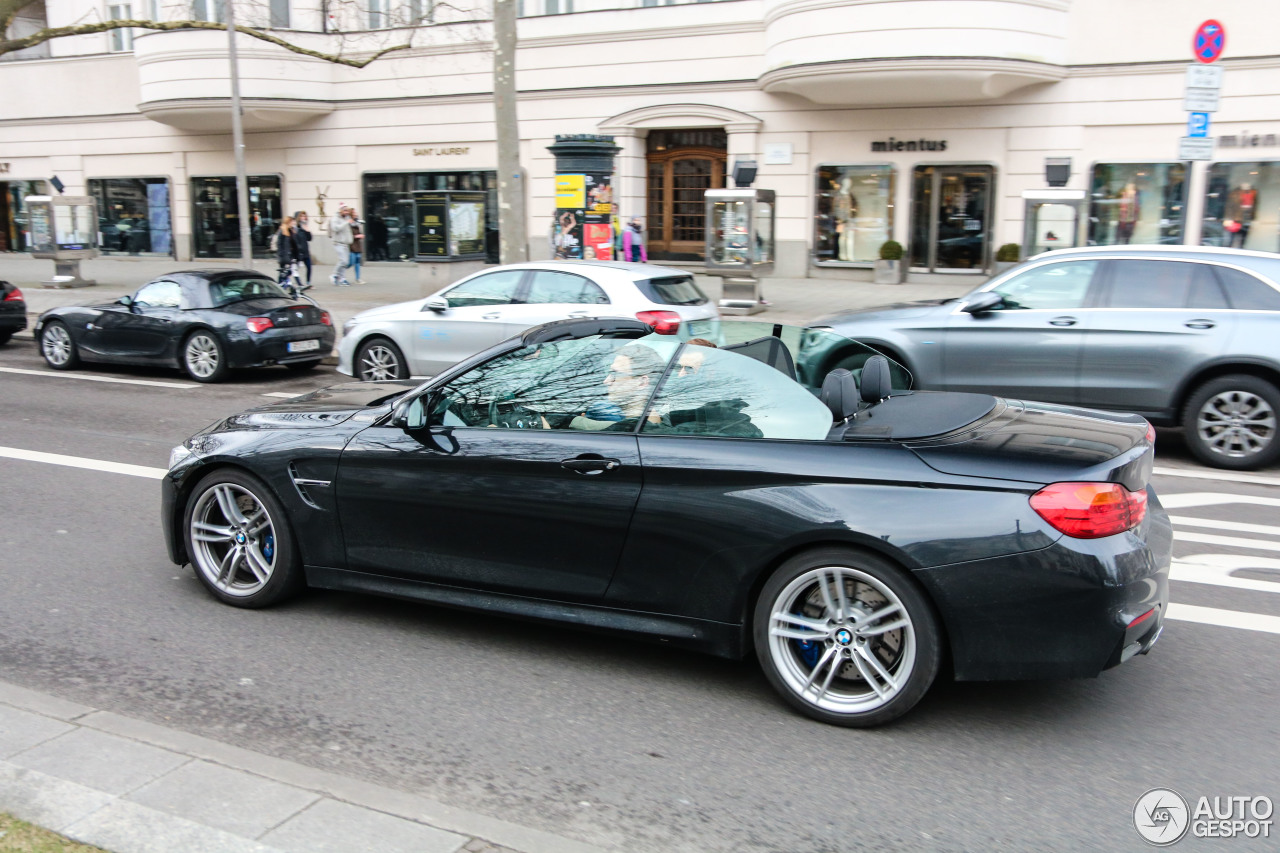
xmin=651 ymin=340 xmax=763 ymax=439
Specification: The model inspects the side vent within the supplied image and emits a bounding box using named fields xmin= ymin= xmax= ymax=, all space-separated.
xmin=289 ymin=462 xmax=330 ymax=510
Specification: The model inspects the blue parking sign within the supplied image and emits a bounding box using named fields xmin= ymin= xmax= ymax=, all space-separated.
xmin=1188 ymin=112 xmax=1211 ymax=138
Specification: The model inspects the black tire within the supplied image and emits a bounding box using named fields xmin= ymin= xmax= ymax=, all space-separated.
xmin=182 ymin=468 xmax=304 ymax=608
xmin=354 ymin=336 xmax=408 ymax=381
xmin=285 ymin=359 xmax=322 ymax=373
xmin=0 ymin=330 xmax=12 ymax=345
xmin=753 ymin=547 xmax=941 ymax=727
xmin=182 ymin=330 xmax=230 ymax=383
xmin=40 ymin=321 xmax=80 ymax=370
xmin=1182 ymin=374 xmax=1280 ymax=470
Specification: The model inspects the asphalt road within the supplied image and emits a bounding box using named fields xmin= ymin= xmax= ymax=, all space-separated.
xmin=1 ymin=337 xmax=1278 ymax=853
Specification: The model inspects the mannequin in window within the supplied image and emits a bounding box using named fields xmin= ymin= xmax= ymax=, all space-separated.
xmin=1223 ymin=182 xmax=1258 ymax=248
xmin=1116 ymin=182 xmax=1140 ymax=244
xmin=832 ymin=176 xmax=858 ymax=260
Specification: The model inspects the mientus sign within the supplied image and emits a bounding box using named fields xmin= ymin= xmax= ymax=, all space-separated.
xmin=871 ymin=137 xmax=948 ymax=153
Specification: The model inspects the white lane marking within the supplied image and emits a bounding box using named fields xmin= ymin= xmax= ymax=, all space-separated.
xmin=1172 ymin=555 xmax=1280 ymax=594
xmin=0 ymin=446 xmax=166 ymax=479
xmin=1160 ymin=492 xmax=1280 ymax=510
xmin=0 ymin=366 xmax=198 ymax=389
xmin=1167 ymin=603 xmax=1280 ymax=635
xmin=1153 ymin=466 xmax=1280 ymax=488
xmin=1177 ymin=531 xmax=1280 ymax=553
xmin=1171 ymin=515 xmax=1280 ymax=538
xmin=262 ymin=392 xmax=297 ymax=398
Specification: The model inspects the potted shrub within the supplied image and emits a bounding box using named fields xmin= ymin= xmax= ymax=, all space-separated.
xmin=875 ymin=240 xmax=904 ymax=284
xmin=995 ymin=243 xmax=1021 ymax=273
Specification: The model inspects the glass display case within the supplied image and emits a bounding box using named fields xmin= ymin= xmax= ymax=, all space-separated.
xmin=24 ymin=195 xmax=100 ymax=287
xmin=412 ymin=190 xmax=487 ymax=260
xmin=705 ymin=188 xmax=775 ymax=276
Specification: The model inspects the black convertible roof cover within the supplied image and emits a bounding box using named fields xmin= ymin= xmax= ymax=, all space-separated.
xmin=522 ymin=317 xmax=653 ymax=344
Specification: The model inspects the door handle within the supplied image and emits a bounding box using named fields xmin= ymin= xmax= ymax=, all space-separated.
xmin=561 ymin=456 xmax=621 ymax=474
xmin=1048 ymin=316 xmax=1077 ymax=327
xmin=482 ymin=312 xmax=502 ymax=320
xmin=1185 ymin=319 xmax=1216 ymax=330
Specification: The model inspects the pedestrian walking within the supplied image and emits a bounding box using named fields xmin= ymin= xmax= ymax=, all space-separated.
xmin=622 ymin=217 xmax=647 ymax=263
xmin=292 ymin=210 xmax=313 ymax=285
xmin=329 ymin=205 xmax=354 ymax=286
xmin=274 ymin=216 xmax=301 ymax=284
xmin=349 ymin=211 xmax=365 ymax=284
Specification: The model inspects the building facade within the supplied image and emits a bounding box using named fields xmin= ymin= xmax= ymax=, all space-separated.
xmin=2 ymin=0 xmax=1278 ymax=281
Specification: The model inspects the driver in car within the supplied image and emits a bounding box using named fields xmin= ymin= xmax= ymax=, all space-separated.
xmin=570 ymin=343 xmax=666 ymax=431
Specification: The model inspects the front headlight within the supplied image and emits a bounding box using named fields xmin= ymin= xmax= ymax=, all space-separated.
xmin=168 ymin=443 xmax=194 ymax=470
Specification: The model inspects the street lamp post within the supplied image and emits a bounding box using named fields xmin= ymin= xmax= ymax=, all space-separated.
xmin=226 ymin=0 xmax=253 ymax=268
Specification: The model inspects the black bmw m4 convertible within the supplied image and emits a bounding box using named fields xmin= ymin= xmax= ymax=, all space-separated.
xmin=162 ymin=318 xmax=1171 ymax=726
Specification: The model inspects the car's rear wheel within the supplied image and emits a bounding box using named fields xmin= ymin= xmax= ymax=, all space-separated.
xmin=0 ymin=331 xmax=12 ymax=345
xmin=183 ymin=469 xmax=303 ymax=608
xmin=40 ymin=321 xmax=80 ymax=370
xmin=284 ymin=359 xmax=322 ymax=373
xmin=355 ymin=337 xmax=408 ymax=381
xmin=1183 ymin=375 xmax=1280 ymax=470
xmin=754 ymin=548 xmax=940 ymax=727
xmin=183 ymin=331 xmax=229 ymax=383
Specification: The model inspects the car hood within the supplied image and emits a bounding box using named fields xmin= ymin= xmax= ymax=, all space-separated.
xmin=212 ymin=380 xmax=419 ymax=430
xmin=815 ymin=299 xmax=956 ymax=325
xmin=904 ymin=400 xmax=1153 ymax=491
xmin=353 ymin=300 xmax=422 ymax=322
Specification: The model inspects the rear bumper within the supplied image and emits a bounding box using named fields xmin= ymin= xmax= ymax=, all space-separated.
xmin=226 ymin=325 xmax=336 ymax=368
xmin=0 ymin=308 xmax=27 ymax=333
xmin=916 ymin=492 xmax=1173 ymax=681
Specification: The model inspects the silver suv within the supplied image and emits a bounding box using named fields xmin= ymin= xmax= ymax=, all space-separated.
xmin=817 ymin=245 xmax=1280 ymax=470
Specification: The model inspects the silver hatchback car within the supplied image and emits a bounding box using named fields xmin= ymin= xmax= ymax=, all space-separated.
xmin=338 ymin=261 xmax=720 ymax=381
xmin=816 ymin=245 xmax=1280 ymax=470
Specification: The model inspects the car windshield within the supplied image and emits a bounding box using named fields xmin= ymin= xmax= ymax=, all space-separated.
xmin=208 ymin=276 xmax=290 ymax=307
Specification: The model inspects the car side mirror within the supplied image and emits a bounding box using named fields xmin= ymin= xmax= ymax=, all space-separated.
xmin=391 ymin=393 xmax=433 ymax=430
xmin=424 ymin=295 xmax=448 ymax=313
xmin=115 ymin=295 xmax=133 ymax=308
xmin=962 ymin=291 xmax=1003 ymax=314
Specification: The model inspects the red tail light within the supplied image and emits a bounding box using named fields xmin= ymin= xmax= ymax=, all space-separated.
xmin=1030 ymin=482 xmax=1148 ymax=539
xmin=635 ymin=310 xmax=681 ymax=335
xmin=1145 ymin=422 xmax=1156 ymax=444
xmin=320 ymin=311 xmax=332 ymax=326
xmin=246 ymin=317 xmax=274 ymax=333
xmin=3 ymin=287 xmax=22 ymax=302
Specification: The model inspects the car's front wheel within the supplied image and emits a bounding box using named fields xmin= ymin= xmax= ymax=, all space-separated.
xmin=754 ymin=547 xmax=941 ymax=727
xmin=183 ymin=331 xmax=229 ymax=383
xmin=355 ymin=337 xmax=408 ymax=381
xmin=40 ymin=321 xmax=81 ymax=370
xmin=1183 ymin=375 xmax=1280 ymax=470
xmin=183 ymin=469 xmax=303 ymax=608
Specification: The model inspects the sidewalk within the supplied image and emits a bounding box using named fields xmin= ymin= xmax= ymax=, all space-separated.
xmin=0 ymin=679 xmax=599 ymax=853
xmin=0 ymin=255 xmax=980 ymax=340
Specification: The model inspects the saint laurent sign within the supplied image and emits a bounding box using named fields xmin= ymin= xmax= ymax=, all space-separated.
xmin=413 ymin=147 xmax=471 ymax=156
xmin=871 ymin=137 xmax=948 ymax=153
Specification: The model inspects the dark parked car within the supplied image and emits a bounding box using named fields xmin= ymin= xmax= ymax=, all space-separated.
xmin=815 ymin=245 xmax=1280 ymax=470
xmin=0 ymin=280 xmax=27 ymax=345
xmin=34 ymin=270 xmax=334 ymax=383
xmin=162 ymin=318 xmax=1170 ymax=727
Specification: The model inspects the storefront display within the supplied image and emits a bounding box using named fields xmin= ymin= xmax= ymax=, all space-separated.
xmin=814 ymin=165 xmax=893 ymax=264
xmin=88 ymin=178 xmax=173 ymax=257
xmin=1 ymin=180 xmax=49 ymax=252
xmin=1088 ymin=163 xmax=1185 ymax=246
xmin=363 ymin=171 xmax=498 ymax=263
xmin=1202 ymin=161 xmax=1279 ymax=252
xmin=412 ymin=191 xmax=486 ymax=260
xmin=191 ymin=175 xmax=282 ymax=259
xmin=910 ymin=165 xmax=993 ymax=272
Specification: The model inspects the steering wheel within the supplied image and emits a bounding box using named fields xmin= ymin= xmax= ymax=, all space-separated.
xmin=487 ymin=399 xmax=546 ymax=430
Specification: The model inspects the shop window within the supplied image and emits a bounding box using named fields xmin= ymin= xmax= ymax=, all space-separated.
xmin=814 ymin=165 xmax=894 ymax=265
xmin=107 ymin=4 xmax=133 ymax=51
xmin=0 ymin=181 xmax=49 ymax=252
xmin=362 ymin=171 xmax=499 ymax=263
xmin=1202 ymin=161 xmax=1280 ymax=253
xmin=191 ymin=175 xmax=281 ymax=259
xmin=89 ymin=178 xmax=173 ymax=256
xmin=1088 ymin=163 xmax=1185 ymax=246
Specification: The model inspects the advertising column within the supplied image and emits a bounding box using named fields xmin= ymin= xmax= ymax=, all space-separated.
xmin=547 ymin=135 xmax=620 ymax=260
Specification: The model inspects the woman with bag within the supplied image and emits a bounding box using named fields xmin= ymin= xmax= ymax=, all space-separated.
xmin=274 ymin=216 xmax=301 ymax=285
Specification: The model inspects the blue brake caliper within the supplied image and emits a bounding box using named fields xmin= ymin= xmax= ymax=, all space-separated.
xmin=262 ymin=532 xmax=275 ymax=562
xmin=793 ymin=607 xmax=820 ymax=668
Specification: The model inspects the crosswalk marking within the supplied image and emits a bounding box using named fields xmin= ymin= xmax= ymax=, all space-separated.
xmin=1170 ymin=516 xmax=1280 ymax=538
xmin=0 ymin=366 xmax=198 ymax=389
xmin=0 ymin=446 xmax=166 ymax=479
xmin=1167 ymin=603 xmax=1280 ymax=635
xmin=1172 ymin=555 xmax=1280 ymax=594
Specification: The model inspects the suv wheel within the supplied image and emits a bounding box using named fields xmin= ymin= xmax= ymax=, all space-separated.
xmin=1183 ymin=375 xmax=1280 ymax=470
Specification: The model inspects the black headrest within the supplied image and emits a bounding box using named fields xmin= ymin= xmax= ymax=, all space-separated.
xmin=860 ymin=355 xmax=894 ymax=403
xmin=820 ymin=368 xmax=860 ymax=421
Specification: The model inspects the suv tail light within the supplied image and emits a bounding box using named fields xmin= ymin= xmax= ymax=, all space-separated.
xmin=246 ymin=317 xmax=274 ymax=333
xmin=320 ymin=310 xmax=332 ymax=326
xmin=1030 ymin=482 xmax=1148 ymax=539
xmin=3 ymin=287 xmax=22 ymax=302
xmin=635 ymin=310 xmax=681 ymax=335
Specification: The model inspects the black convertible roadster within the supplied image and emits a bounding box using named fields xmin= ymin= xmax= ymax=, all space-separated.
xmin=35 ymin=269 xmax=334 ymax=383
xmin=162 ymin=318 xmax=1171 ymax=726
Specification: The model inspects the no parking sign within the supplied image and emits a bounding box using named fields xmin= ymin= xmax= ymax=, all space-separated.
xmin=1194 ymin=20 xmax=1226 ymax=63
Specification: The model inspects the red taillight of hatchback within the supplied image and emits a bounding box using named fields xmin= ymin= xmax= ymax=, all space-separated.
xmin=3 ymin=287 xmax=22 ymax=302
xmin=320 ymin=310 xmax=332 ymax=326
xmin=635 ymin=310 xmax=681 ymax=335
xmin=246 ymin=317 xmax=274 ymax=333
xmin=1030 ymin=482 xmax=1148 ymax=539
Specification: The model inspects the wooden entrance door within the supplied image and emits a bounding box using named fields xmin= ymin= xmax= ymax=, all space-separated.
xmin=646 ymin=149 xmax=726 ymax=260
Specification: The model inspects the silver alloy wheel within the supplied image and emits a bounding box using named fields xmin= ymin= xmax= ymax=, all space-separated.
xmin=1196 ymin=389 xmax=1276 ymax=459
xmin=359 ymin=343 xmax=401 ymax=381
xmin=185 ymin=334 xmax=221 ymax=379
xmin=766 ymin=565 xmax=915 ymax=715
xmin=188 ymin=482 xmax=278 ymax=598
xmin=42 ymin=324 xmax=73 ymax=366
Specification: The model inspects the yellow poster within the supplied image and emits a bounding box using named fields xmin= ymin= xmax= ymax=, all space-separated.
xmin=555 ymin=174 xmax=585 ymax=209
